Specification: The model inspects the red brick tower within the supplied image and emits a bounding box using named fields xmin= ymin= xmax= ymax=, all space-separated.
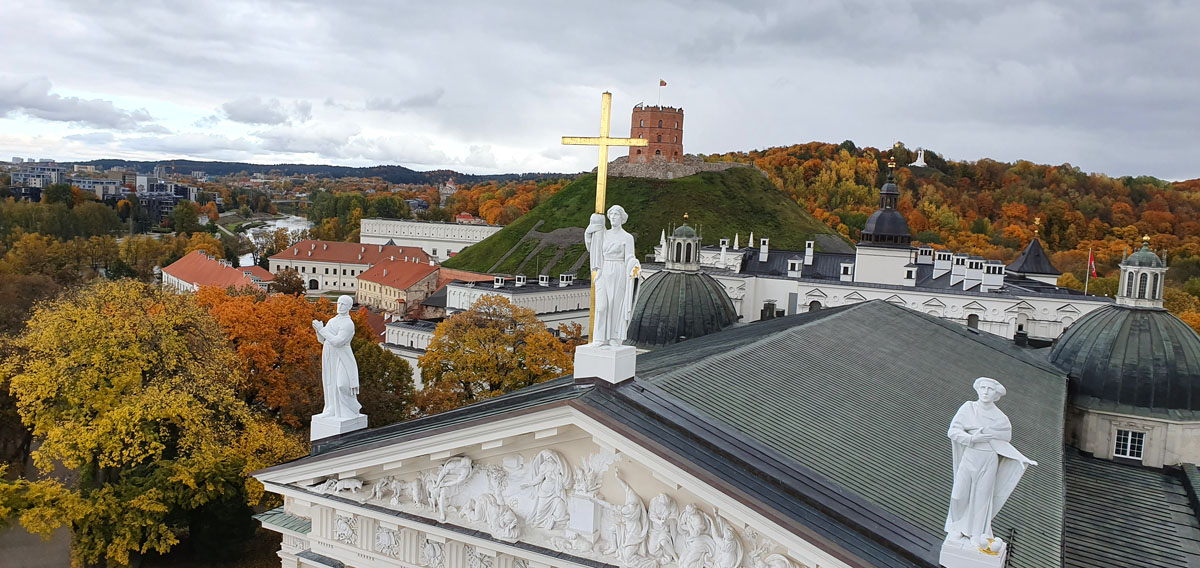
xmin=628 ymin=104 xmax=684 ymax=163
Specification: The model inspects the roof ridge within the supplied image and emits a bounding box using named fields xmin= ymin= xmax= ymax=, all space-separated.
xmin=888 ymin=302 xmax=1066 ymax=375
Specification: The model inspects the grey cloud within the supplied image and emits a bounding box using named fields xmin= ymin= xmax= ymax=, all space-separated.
xmin=0 ymin=75 xmax=162 ymax=131
xmin=365 ymin=88 xmax=446 ymax=112
xmin=253 ymin=123 xmax=360 ymax=155
xmin=64 ymin=132 xmax=115 ymax=144
xmin=221 ymin=96 xmax=290 ymax=125
xmin=121 ymin=133 xmax=258 ymax=157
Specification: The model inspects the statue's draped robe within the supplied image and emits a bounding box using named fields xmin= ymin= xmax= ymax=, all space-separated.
xmin=944 ymin=401 xmax=1029 ymax=543
xmin=585 ymin=217 xmax=638 ymax=343
xmin=317 ymin=314 xmax=361 ymax=418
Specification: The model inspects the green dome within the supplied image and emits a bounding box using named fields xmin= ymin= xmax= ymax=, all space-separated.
xmin=1125 ymin=241 xmax=1165 ymax=268
xmin=626 ymin=271 xmax=737 ymax=349
xmin=673 ymin=223 xmax=697 ymax=239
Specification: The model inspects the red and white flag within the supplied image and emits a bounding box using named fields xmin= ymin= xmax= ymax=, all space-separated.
xmin=659 ymin=79 xmax=667 ymax=87
xmin=1087 ymin=248 xmax=1098 ymax=277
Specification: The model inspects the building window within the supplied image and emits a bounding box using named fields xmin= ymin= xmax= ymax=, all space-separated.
xmin=637 ymin=149 xmax=642 ymax=155
xmin=1152 ymin=273 xmax=1160 ymax=300
xmin=324 ymin=268 xmax=329 ymax=275
xmin=674 ymin=242 xmax=682 ymax=262
xmin=658 ymin=120 xmax=663 ymax=127
xmin=842 ymin=266 xmax=851 ymax=275
xmin=685 ymin=242 xmax=692 ymax=263
xmin=657 ymin=134 xmax=662 ymax=142
xmin=655 ymin=149 xmax=661 ymax=155
xmin=1114 ymin=429 xmax=1145 ymax=460
xmin=967 ymin=314 xmax=980 ymax=329
xmin=1125 ymin=272 xmax=1134 ymax=296
xmin=640 ymin=119 xmax=644 ymax=127
xmin=343 ymin=269 xmax=347 ymax=275
xmin=1138 ymin=273 xmax=1148 ymax=299
xmin=433 ymin=248 xmax=437 ymax=256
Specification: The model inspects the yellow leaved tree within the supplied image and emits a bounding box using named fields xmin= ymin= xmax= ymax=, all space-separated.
xmin=0 ymin=280 xmax=304 ymax=566
xmin=417 ymin=295 xmax=573 ymax=415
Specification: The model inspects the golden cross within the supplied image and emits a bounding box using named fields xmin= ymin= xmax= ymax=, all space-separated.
xmin=562 ymin=92 xmax=648 ymax=215
xmin=563 ymin=92 xmax=648 ymax=340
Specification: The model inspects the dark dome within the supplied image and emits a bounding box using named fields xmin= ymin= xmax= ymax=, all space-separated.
xmin=1125 ymin=244 xmax=1165 ymax=268
xmin=861 ymin=209 xmax=912 ymax=244
xmin=880 ymin=179 xmax=899 ymax=195
xmin=1050 ymin=305 xmax=1200 ymax=413
xmin=626 ymin=271 xmax=737 ymax=349
xmin=673 ymin=224 xmax=696 ymax=239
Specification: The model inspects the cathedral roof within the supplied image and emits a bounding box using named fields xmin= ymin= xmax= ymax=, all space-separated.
xmin=277 ymin=301 xmax=1071 ymax=568
xmin=1006 ymin=238 xmax=1060 ymax=276
xmin=1049 ymin=304 xmax=1200 ymax=415
xmin=1124 ymin=239 xmax=1166 ymax=268
xmin=861 ymin=209 xmax=912 ymax=242
xmin=625 ymin=270 xmax=737 ymax=349
xmin=672 ymin=222 xmax=696 ymax=239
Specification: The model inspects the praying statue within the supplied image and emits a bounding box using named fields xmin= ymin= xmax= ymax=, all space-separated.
xmin=944 ymin=377 xmax=1037 ymax=555
xmin=584 ymin=204 xmax=640 ymax=346
xmin=312 ymin=295 xmax=362 ymax=419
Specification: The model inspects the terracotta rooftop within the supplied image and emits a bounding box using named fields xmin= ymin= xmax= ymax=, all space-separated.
xmin=357 ymin=258 xmax=439 ymax=290
xmin=271 ymin=240 xmax=431 ymax=266
xmin=163 ymin=250 xmax=275 ymax=289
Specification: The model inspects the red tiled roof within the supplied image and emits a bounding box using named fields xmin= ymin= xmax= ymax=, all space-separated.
xmin=271 ymin=240 xmax=431 ymax=265
xmin=357 ymin=258 xmax=439 ymax=290
xmin=436 ymin=268 xmax=493 ymax=289
xmin=162 ymin=250 xmax=274 ymax=289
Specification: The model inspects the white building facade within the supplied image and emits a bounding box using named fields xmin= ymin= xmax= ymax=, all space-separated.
xmin=360 ymin=218 xmax=503 ymax=262
xmin=269 ymin=240 xmax=431 ymax=294
xmin=445 ymin=275 xmax=590 ymax=330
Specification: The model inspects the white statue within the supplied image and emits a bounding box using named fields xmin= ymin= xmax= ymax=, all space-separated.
xmin=312 ymin=295 xmax=362 ymax=419
xmin=598 ymin=467 xmax=655 ymax=568
xmin=433 ymin=456 xmax=473 ymax=522
xmin=647 ymin=494 xmax=679 ymax=565
xmin=677 ymin=504 xmax=716 ymax=568
xmin=584 ymin=204 xmax=640 ymax=346
xmin=944 ymin=377 xmax=1037 ymax=555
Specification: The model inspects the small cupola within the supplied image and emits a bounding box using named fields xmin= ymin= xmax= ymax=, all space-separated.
xmin=665 ymin=213 xmax=702 ymax=272
xmin=859 ymin=159 xmax=912 ymax=246
xmin=1116 ymin=235 xmax=1168 ymax=309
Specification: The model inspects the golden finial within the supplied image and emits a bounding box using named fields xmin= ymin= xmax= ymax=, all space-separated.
xmin=683 ymin=212 xmax=689 ymax=221
xmin=1143 ymin=234 xmax=1151 ymax=243
xmin=1033 ymin=217 xmax=1040 ymax=237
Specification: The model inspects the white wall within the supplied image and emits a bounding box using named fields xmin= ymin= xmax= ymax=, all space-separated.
xmin=446 ymin=284 xmax=591 ymax=331
xmin=360 ymin=218 xmax=502 ymax=262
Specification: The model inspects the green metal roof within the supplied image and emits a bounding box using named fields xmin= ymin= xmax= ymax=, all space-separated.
xmin=626 ymin=270 xmax=737 ymax=349
xmin=253 ymin=506 xmax=311 ymax=534
xmin=1063 ymin=450 xmax=1200 ymax=567
xmin=638 ymin=300 xmax=1067 ymax=568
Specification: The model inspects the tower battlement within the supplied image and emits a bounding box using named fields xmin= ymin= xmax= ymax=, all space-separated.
xmin=629 ymin=104 xmax=684 ymax=163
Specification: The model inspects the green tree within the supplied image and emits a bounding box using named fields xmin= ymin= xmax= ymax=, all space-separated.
xmin=42 ymin=183 xmax=73 ymax=206
xmin=353 ymin=338 xmax=415 ymax=426
xmin=169 ymin=201 xmax=204 ymax=236
xmin=269 ymin=267 xmax=306 ymax=296
xmin=0 ymin=280 xmax=303 ymax=566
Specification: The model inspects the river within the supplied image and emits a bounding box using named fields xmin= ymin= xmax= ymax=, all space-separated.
xmin=237 ymin=214 xmax=313 ymax=267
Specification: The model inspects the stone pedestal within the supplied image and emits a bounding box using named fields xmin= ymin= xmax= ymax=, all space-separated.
xmin=566 ymin=496 xmax=602 ymax=545
xmin=573 ymin=344 xmax=636 ymax=384
xmin=939 ymin=539 xmax=1007 ymax=568
xmin=311 ymin=414 xmax=368 ymax=441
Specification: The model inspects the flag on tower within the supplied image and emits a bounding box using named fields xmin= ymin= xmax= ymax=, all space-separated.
xmin=1088 ymin=248 xmax=1098 ymax=277
xmin=659 ymin=79 xmax=667 ymax=87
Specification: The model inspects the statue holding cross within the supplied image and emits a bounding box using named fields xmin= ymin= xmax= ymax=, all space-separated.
xmin=562 ymin=92 xmax=648 ymax=346
xmin=562 ymin=92 xmax=647 ymax=381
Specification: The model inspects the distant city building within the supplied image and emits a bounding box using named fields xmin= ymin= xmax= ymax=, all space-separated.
xmin=445 ymin=274 xmax=589 ymax=329
xmin=268 ymin=240 xmax=432 ymax=294
xmin=162 ymin=251 xmax=274 ymax=293
xmin=438 ymin=179 xmax=457 ymax=206
xmin=404 ymin=198 xmax=429 ymax=211
xmin=11 ymin=157 xmax=23 ymax=164
xmin=10 ymin=161 xmax=66 ymax=188
xmin=355 ymin=258 xmax=440 ymax=316
xmin=68 ymin=177 xmax=122 ymax=198
xmin=359 ymin=218 xmax=503 ymax=262
xmin=72 ymin=164 xmax=96 ymax=173
xmin=454 ymin=212 xmax=486 ymax=225
xmin=382 ymin=320 xmax=437 ymax=389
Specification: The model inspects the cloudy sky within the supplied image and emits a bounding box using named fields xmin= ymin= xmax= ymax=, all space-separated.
xmin=1 ymin=1 xmax=1197 ymax=179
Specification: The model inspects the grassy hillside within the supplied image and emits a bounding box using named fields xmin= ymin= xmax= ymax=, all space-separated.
xmin=442 ymin=167 xmax=848 ymax=278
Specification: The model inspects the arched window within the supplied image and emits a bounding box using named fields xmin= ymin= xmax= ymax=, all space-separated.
xmin=640 ymin=119 xmax=644 ymax=127
xmin=674 ymin=136 xmax=678 ymax=142
xmin=1138 ymin=273 xmax=1148 ymax=299
xmin=636 ymin=149 xmax=642 ymax=154
xmin=674 ymin=242 xmax=682 ymax=262
xmin=658 ymin=120 xmax=663 ymax=127
xmin=1157 ymin=272 xmax=1165 ymax=299
xmin=655 ymin=149 xmax=661 ymax=155
xmin=657 ymin=134 xmax=662 ymax=142
xmin=967 ymin=314 xmax=980 ymax=329
xmin=675 ymin=121 xmax=679 ymax=128
xmin=1152 ymin=273 xmax=1160 ymax=300
xmin=1126 ymin=272 xmax=1135 ymax=296
xmin=808 ymin=301 xmax=822 ymax=312
xmin=685 ymin=242 xmax=693 ymax=263
xmin=308 ymin=279 xmax=318 ymax=290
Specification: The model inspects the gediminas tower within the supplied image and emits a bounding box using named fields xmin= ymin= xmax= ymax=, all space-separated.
xmin=628 ymin=103 xmax=684 ymax=163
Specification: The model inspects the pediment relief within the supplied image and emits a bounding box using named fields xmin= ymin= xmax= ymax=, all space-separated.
xmin=803 ymin=288 xmax=827 ymax=299
xmin=882 ymin=294 xmax=906 ymax=306
xmin=961 ymin=301 xmax=986 ymax=312
xmin=1005 ymin=301 xmax=1034 ymax=313
xmin=922 ymin=297 xmax=946 ymax=308
xmin=1056 ymin=303 xmax=1080 ymax=314
xmin=263 ymin=415 xmax=817 ymax=568
xmin=842 ymin=291 xmax=866 ymax=303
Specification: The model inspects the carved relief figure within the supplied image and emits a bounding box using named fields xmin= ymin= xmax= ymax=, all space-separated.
xmin=467 ymin=493 xmax=521 ymax=542
xmin=712 ymin=514 xmax=744 ymax=568
xmin=522 ymin=449 xmax=572 ymax=529
xmin=333 ymin=515 xmax=358 ymax=545
xmin=677 ymin=504 xmax=716 ymax=568
xmin=647 ymin=494 xmax=679 ymax=565
xmin=433 ymin=456 xmax=473 ymax=522
xmin=312 ymin=295 xmax=362 ymax=419
xmin=749 ymin=541 xmax=801 ymax=568
xmin=370 ymin=476 xmax=392 ymax=502
xmin=333 ymin=478 xmax=363 ymax=494
xmin=598 ymin=467 xmax=655 ymax=568
xmin=944 ymin=377 xmax=1037 ymax=554
xmin=376 ymin=526 xmax=400 ymax=557
xmin=584 ymin=204 xmax=640 ymax=345
xmin=421 ymin=538 xmax=445 ymax=568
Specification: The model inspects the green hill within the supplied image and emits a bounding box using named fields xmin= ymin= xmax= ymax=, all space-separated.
xmin=442 ymin=167 xmax=849 ymax=278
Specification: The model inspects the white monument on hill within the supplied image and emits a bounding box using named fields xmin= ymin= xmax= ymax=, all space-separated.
xmin=310 ymin=295 xmax=367 ymax=440
xmin=941 ymin=377 xmax=1036 ymax=568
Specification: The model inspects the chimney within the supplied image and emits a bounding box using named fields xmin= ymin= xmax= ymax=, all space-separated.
xmin=1014 ymin=330 xmax=1029 ymax=347
xmin=950 ymin=253 xmax=967 ymax=286
xmin=390 ymin=255 xmax=395 ymax=261
xmin=963 ymin=257 xmax=984 ymax=290
xmin=429 ymin=259 xmax=435 ymax=266
xmin=378 ymin=245 xmax=383 ymax=252
xmin=539 ymin=274 xmax=550 ymax=287
xmin=383 ymin=269 xmax=388 ymax=276
xmin=360 ymin=246 xmax=365 ymax=253
xmin=787 ymin=257 xmax=803 ymax=278
xmin=515 ymin=275 xmax=526 ymax=287
xmin=323 ymin=244 xmax=327 ymax=250
xmin=759 ymin=238 xmax=770 ymax=262
xmin=493 ymin=276 xmax=504 ymax=288
xmin=559 ymin=274 xmax=573 ymax=287
xmin=804 ymin=240 xmax=815 ymax=266
xmin=916 ymin=245 xmax=934 ymax=265
xmin=720 ymin=238 xmax=728 ymax=266
xmin=839 ymin=262 xmax=854 ymax=282
xmin=933 ymin=250 xmax=952 ymax=279
xmin=981 ymin=260 xmax=1004 ymax=292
